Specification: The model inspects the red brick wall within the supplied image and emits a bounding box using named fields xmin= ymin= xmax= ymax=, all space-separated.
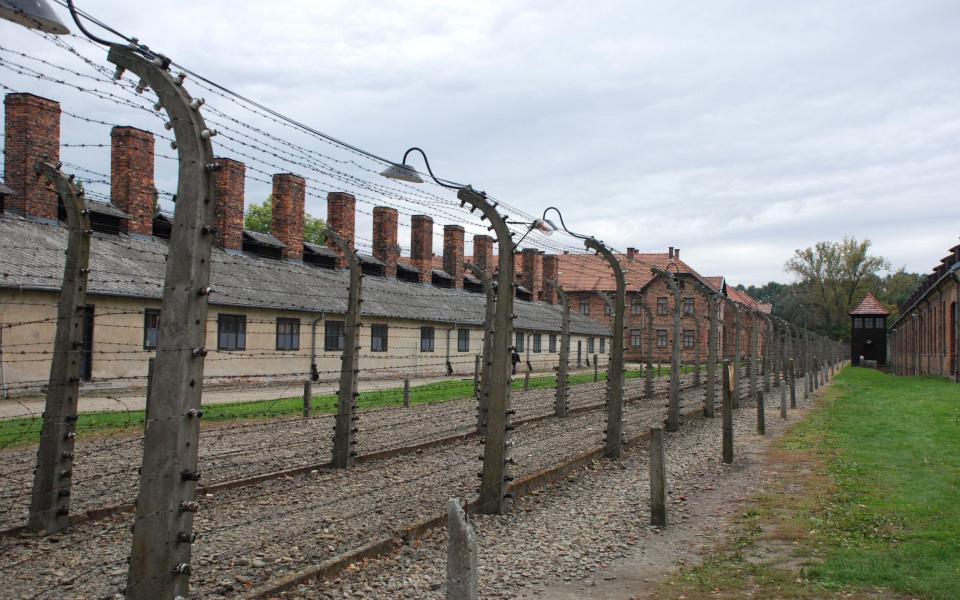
xmin=213 ymin=158 xmax=245 ymax=251
xmin=3 ymin=93 xmax=60 ymax=219
xmin=325 ymin=191 xmax=355 ymax=266
xmin=410 ymin=214 xmax=433 ymax=284
xmin=372 ymin=205 xmax=398 ymax=278
xmin=473 ymin=234 xmax=494 ymax=277
xmin=521 ymin=248 xmax=544 ymax=301
xmin=543 ymin=254 xmax=559 ymax=304
xmin=443 ymin=224 xmax=464 ymax=288
xmin=110 ymin=126 xmax=154 ymax=236
xmin=272 ymin=174 xmax=306 ymax=260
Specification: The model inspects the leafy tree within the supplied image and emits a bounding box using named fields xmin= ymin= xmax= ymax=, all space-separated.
xmin=785 ymin=237 xmax=890 ymax=340
xmin=244 ymin=195 xmax=325 ymax=244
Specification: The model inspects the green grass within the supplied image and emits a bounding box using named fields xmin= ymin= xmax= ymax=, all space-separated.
xmin=0 ymin=365 xmax=682 ymax=448
xmin=663 ymin=367 xmax=960 ymax=599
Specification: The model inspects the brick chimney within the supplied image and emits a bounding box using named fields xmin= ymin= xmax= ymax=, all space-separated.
xmin=522 ymin=248 xmax=544 ymax=301
xmin=627 ymin=247 xmax=638 ymax=261
xmin=543 ymin=254 xmax=559 ymax=304
xmin=668 ymin=246 xmax=674 ymax=259
xmin=325 ymin=191 xmax=356 ymax=267
xmin=3 ymin=93 xmax=60 ymax=220
xmin=674 ymin=248 xmax=680 ymax=260
xmin=443 ymin=224 xmax=465 ymax=289
xmin=110 ymin=126 xmax=154 ymax=236
xmin=213 ymin=158 xmax=245 ymax=252
xmin=372 ymin=206 xmax=398 ymax=278
xmin=410 ymin=214 xmax=433 ymax=284
xmin=271 ymin=173 xmax=305 ymax=260
xmin=473 ymin=234 xmax=494 ymax=276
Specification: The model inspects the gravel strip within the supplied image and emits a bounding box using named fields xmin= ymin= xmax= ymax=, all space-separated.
xmin=0 ymin=369 xmax=768 ymax=599
xmin=278 ymin=377 xmax=807 ymax=599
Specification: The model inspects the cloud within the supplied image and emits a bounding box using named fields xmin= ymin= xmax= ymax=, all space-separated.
xmin=1 ymin=0 xmax=958 ymax=287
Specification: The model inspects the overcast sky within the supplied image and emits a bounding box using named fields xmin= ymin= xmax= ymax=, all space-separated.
xmin=3 ymin=0 xmax=960 ymax=286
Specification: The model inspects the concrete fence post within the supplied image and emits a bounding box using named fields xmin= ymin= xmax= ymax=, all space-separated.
xmin=594 ymin=354 xmax=599 ymax=382
xmin=546 ymin=279 xmax=570 ymax=418
xmin=586 ymin=238 xmax=626 ymax=459
xmin=651 ymin=266 xmax=682 ymax=432
xmin=756 ymin=390 xmax=765 ymax=435
xmin=722 ymin=359 xmax=734 ymax=464
xmin=328 ymin=230 xmax=362 ymax=469
xmin=28 ymin=161 xmax=91 ymax=534
xmin=111 ymin=43 xmax=219 ymax=600
xmin=144 ymin=357 xmax=155 ymax=431
xmin=649 ymin=427 xmax=667 ymax=527
xmin=692 ymin=312 xmax=702 ymax=387
xmin=705 ymin=294 xmax=719 ymax=418
xmin=523 ymin=370 xmax=531 ymax=391
xmin=641 ymin=296 xmax=655 ymax=399
xmin=749 ymin=311 xmax=759 ymax=405
xmin=789 ymin=357 xmax=797 ymax=409
xmin=403 ymin=378 xmax=410 ymax=408
xmin=473 ymin=353 xmax=480 ymax=400
xmin=465 ymin=262 xmax=494 ymax=434
xmin=446 ymin=498 xmax=478 ymax=600
xmin=303 ymin=380 xmax=312 ymax=418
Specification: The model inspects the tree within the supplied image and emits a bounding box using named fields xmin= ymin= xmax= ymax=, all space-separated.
xmin=244 ymin=195 xmax=325 ymax=244
xmin=785 ymin=237 xmax=890 ymax=340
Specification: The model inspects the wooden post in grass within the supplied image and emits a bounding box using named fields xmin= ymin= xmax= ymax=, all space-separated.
xmin=303 ymin=380 xmax=312 ymax=418
xmin=649 ymin=427 xmax=667 ymax=527
xmin=722 ymin=359 xmax=733 ymax=464
xmin=403 ymin=378 xmax=410 ymax=408
xmin=756 ymin=391 xmax=765 ymax=435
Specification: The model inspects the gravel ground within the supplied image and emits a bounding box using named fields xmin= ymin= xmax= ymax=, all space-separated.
xmin=0 ymin=368 xmax=769 ymax=600
xmin=0 ymin=371 xmax=694 ymax=530
xmin=279 ymin=375 xmax=810 ymax=599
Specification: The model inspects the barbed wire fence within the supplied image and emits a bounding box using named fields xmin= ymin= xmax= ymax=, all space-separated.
xmin=0 ymin=6 xmax=847 ymax=598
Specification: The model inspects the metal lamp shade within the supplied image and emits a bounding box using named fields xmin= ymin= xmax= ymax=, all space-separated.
xmin=379 ymin=162 xmax=424 ymax=184
xmin=0 ymin=0 xmax=70 ymax=34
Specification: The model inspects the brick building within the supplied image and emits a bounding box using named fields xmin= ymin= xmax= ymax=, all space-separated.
xmin=888 ymin=242 xmax=960 ymax=379
xmin=0 ymin=92 xmax=609 ymax=396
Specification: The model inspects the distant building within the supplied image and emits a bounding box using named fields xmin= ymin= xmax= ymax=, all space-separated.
xmin=849 ymin=293 xmax=888 ymax=366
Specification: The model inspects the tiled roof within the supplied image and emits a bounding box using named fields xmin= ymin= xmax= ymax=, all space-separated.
xmin=724 ymin=285 xmax=762 ymax=311
xmin=849 ymin=292 xmax=889 ymax=316
xmin=704 ymin=276 xmax=724 ymax=292
xmin=0 ymin=215 xmax=609 ymax=336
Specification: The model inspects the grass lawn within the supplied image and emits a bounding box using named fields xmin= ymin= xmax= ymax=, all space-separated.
xmin=661 ymin=367 xmax=960 ymax=599
xmin=0 ymin=364 xmax=682 ymax=448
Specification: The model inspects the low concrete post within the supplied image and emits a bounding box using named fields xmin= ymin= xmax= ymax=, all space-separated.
xmin=546 ymin=279 xmax=570 ymax=418
xmin=523 ymin=370 xmax=531 ymax=391
xmin=789 ymin=358 xmax=797 ymax=409
xmin=594 ymin=354 xmax=599 ymax=382
xmin=756 ymin=391 xmax=765 ymax=435
xmin=649 ymin=427 xmax=667 ymax=527
xmin=403 ymin=378 xmax=410 ymax=408
xmin=446 ymin=498 xmax=478 ymax=600
xmin=303 ymin=380 xmax=312 ymax=418
xmin=722 ymin=359 xmax=733 ymax=464
xmin=329 ymin=230 xmax=362 ymax=469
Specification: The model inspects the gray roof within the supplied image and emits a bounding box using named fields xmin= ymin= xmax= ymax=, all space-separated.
xmin=303 ymin=242 xmax=338 ymax=258
xmin=358 ymin=253 xmax=384 ymax=267
xmin=243 ymin=230 xmax=285 ymax=248
xmin=0 ymin=183 xmax=15 ymax=195
xmin=0 ymin=215 xmax=610 ymax=336
xmin=86 ymin=199 xmax=130 ymax=219
xmin=396 ymin=262 xmax=420 ymax=274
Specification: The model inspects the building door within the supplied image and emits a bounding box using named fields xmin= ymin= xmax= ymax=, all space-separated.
xmin=577 ymin=340 xmax=582 ymax=367
xmin=80 ymin=305 xmax=95 ymax=381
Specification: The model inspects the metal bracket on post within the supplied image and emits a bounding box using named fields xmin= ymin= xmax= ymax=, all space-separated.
xmin=465 ymin=262 xmax=494 ymax=434
xmin=110 ymin=44 xmax=217 ymax=600
xmin=586 ymin=238 xmax=626 ymax=458
xmin=546 ymin=278 xmax=570 ymax=417
xmin=460 ymin=188 xmax=513 ymax=515
xmin=328 ymin=230 xmax=362 ymax=469
xmin=651 ymin=267 xmax=681 ymax=432
xmin=27 ymin=161 xmax=91 ymax=535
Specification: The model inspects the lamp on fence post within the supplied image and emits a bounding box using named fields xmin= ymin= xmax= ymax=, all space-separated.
xmin=0 ymin=0 xmax=70 ymax=33
xmin=381 ymin=147 xmax=516 ymax=514
xmin=652 ymin=264 xmax=683 ymax=432
xmin=536 ymin=207 xmax=626 ymax=458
